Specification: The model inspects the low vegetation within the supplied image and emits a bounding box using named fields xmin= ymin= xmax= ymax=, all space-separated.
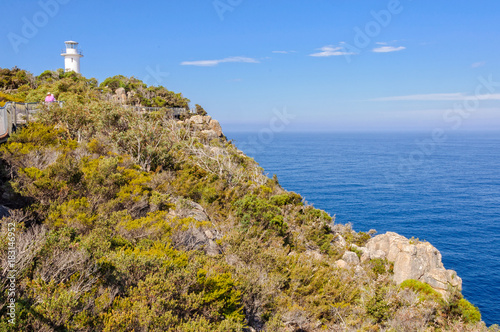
xmin=0 ymin=68 xmax=496 ymax=331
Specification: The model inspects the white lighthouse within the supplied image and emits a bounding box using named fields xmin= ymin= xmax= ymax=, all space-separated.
xmin=61 ymin=41 xmax=83 ymax=74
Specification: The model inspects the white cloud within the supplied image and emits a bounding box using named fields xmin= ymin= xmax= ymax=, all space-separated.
xmin=181 ymin=56 xmax=259 ymax=67
xmin=471 ymin=61 xmax=486 ymax=68
xmin=272 ymin=50 xmax=296 ymax=54
xmin=372 ymin=46 xmax=406 ymax=53
xmin=372 ymin=93 xmax=500 ymax=101
xmin=310 ymin=44 xmax=356 ymax=57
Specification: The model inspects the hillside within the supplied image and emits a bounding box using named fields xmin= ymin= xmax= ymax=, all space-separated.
xmin=0 ymin=68 xmax=495 ymax=331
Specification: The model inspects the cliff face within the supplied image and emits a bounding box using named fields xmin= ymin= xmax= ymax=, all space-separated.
xmin=364 ymin=232 xmax=462 ymax=296
xmin=0 ymin=71 xmax=487 ymax=331
xmin=184 ymin=116 xmax=465 ymax=298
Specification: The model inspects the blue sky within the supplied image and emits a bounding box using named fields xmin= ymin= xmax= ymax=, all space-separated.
xmin=1 ymin=0 xmax=499 ymax=132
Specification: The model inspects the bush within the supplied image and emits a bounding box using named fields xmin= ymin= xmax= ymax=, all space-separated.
xmin=233 ymin=194 xmax=288 ymax=235
xmin=458 ymin=298 xmax=481 ymax=323
xmin=400 ymin=279 xmax=442 ymax=302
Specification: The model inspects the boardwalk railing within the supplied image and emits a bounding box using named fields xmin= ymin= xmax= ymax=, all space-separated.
xmin=0 ymin=102 xmax=192 ymax=143
xmin=122 ymin=105 xmax=188 ymax=118
xmin=0 ymin=102 xmax=48 ymax=143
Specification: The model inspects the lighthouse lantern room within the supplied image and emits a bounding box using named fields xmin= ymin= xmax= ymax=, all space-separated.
xmin=61 ymin=41 xmax=83 ymax=74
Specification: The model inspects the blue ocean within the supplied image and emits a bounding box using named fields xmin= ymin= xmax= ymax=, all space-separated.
xmin=227 ymin=131 xmax=500 ymax=326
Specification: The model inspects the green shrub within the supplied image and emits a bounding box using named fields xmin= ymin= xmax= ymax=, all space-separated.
xmin=366 ymin=288 xmax=391 ymax=323
xmin=457 ymin=298 xmax=481 ymax=323
xmin=370 ymin=258 xmax=391 ymax=277
xmin=233 ymin=194 xmax=286 ymax=234
xmin=270 ymin=192 xmax=302 ymax=207
xmin=400 ymin=279 xmax=442 ymax=302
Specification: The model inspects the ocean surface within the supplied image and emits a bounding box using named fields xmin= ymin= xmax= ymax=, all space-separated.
xmin=226 ymin=131 xmax=500 ymax=326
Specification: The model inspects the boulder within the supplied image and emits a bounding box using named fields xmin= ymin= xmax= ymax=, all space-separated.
xmin=201 ymin=130 xmax=219 ymax=140
xmin=335 ymin=259 xmax=348 ymax=269
xmin=305 ymin=250 xmax=323 ymax=260
xmin=361 ymin=248 xmax=386 ymax=262
xmin=114 ymin=87 xmax=127 ymax=104
xmin=171 ymin=226 xmax=221 ymax=256
xmin=208 ymin=119 xmax=224 ymax=137
xmin=365 ymin=232 xmax=462 ymax=296
xmin=188 ymin=115 xmax=205 ymax=125
xmin=206 ymin=240 xmax=222 ymax=256
xmin=170 ymin=198 xmax=209 ymax=222
xmin=334 ymin=234 xmax=346 ymax=247
xmin=342 ymin=251 xmax=360 ymax=265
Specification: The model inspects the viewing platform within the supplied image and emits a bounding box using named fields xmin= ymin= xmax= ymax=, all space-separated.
xmin=0 ymin=102 xmax=189 ymax=143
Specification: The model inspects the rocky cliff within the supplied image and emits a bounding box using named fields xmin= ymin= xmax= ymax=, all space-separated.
xmin=0 ymin=69 xmax=489 ymax=331
xmin=364 ymin=232 xmax=461 ymax=296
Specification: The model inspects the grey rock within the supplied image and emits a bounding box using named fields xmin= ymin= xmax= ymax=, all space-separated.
xmin=355 ymin=265 xmax=366 ymax=276
xmin=333 ymin=234 xmax=346 ymax=247
xmin=208 ymin=119 xmax=224 ymax=137
xmin=305 ymin=250 xmax=323 ymax=260
xmin=204 ymin=229 xmax=215 ymax=240
xmin=170 ymin=198 xmax=209 ymax=221
xmin=206 ymin=240 xmax=221 ymax=256
xmin=335 ymin=259 xmax=348 ymax=269
xmin=172 ymin=226 xmax=221 ymax=256
xmin=366 ymin=232 xmax=462 ymax=296
xmin=193 ymin=123 xmax=203 ymax=131
xmin=342 ymin=251 xmax=360 ymax=265
xmin=200 ymin=129 xmax=219 ymax=140
xmin=188 ymin=115 xmax=205 ymax=125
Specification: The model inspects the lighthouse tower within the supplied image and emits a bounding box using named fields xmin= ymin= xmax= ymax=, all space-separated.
xmin=61 ymin=41 xmax=83 ymax=74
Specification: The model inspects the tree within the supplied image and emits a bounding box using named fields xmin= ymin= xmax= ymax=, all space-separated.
xmin=195 ymin=104 xmax=207 ymax=116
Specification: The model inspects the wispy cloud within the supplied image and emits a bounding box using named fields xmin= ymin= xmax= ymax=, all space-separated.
xmin=272 ymin=50 xmax=296 ymax=54
xmin=181 ymin=56 xmax=259 ymax=67
xmin=372 ymin=93 xmax=500 ymax=101
xmin=471 ymin=61 xmax=486 ymax=68
xmin=372 ymin=46 xmax=406 ymax=53
xmin=310 ymin=43 xmax=356 ymax=57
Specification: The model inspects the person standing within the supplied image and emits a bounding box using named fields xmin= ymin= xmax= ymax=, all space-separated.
xmin=45 ymin=92 xmax=55 ymax=103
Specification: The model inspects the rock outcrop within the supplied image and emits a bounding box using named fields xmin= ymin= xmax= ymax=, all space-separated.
xmin=185 ymin=115 xmax=224 ymax=138
xmin=208 ymin=119 xmax=223 ymax=137
xmin=113 ymin=87 xmax=127 ymax=104
xmin=363 ymin=232 xmax=461 ymax=296
xmin=168 ymin=198 xmax=221 ymax=256
xmin=342 ymin=251 xmax=360 ymax=265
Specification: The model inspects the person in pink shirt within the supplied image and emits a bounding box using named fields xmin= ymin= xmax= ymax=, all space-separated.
xmin=45 ymin=92 xmax=55 ymax=103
